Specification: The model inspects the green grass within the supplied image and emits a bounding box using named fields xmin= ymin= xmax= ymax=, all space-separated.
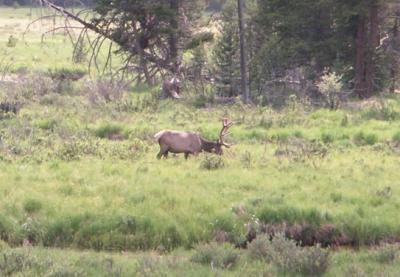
xmin=2 ymin=6 xmax=400 ymax=275
xmin=0 ymin=98 xmax=400 ymax=250
xmin=0 ymin=7 xmax=119 ymax=73
xmin=0 ymin=244 xmax=400 ymax=276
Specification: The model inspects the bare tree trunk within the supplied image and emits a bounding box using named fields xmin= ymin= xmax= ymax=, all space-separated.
xmin=169 ymin=0 xmax=180 ymax=75
xmin=238 ymin=0 xmax=250 ymax=103
xmin=390 ymin=11 xmax=399 ymax=94
xmin=355 ymin=15 xmax=367 ymax=98
xmin=365 ymin=4 xmax=380 ymax=97
xmin=355 ymin=3 xmax=381 ymax=99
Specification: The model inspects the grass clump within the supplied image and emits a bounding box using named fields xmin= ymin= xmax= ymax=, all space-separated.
xmin=257 ymin=206 xmax=325 ymax=226
xmin=191 ymin=242 xmax=240 ymax=269
xmin=94 ymin=123 xmax=129 ymax=140
xmin=392 ymin=131 xmax=400 ymax=144
xmin=353 ymin=131 xmax=378 ymax=146
xmin=35 ymin=118 xmax=58 ymax=131
xmin=23 ymin=199 xmax=43 ymax=214
xmin=321 ymin=131 xmax=335 ymax=144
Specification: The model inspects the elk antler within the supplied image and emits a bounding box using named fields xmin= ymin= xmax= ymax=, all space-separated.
xmin=219 ymin=118 xmax=234 ymax=147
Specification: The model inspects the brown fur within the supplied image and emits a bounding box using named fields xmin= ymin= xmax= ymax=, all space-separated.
xmin=155 ymin=119 xmax=233 ymax=159
xmin=154 ymin=131 xmax=223 ymax=159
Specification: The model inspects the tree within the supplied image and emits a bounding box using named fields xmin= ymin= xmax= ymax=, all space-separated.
xmin=213 ymin=0 xmax=240 ymax=97
xmin=40 ymin=0 xmax=211 ymax=84
xmin=250 ymin=0 xmax=396 ymax=99
xmin=237 ymin=0 xmax=250 ymax=103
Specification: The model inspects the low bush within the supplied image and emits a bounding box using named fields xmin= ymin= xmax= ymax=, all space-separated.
xmin=266 ymin=233 xmax=330 ymax=275
xmin=247 ymin=234 xmax=271 ymax=260
xmin=191 ymin=243 xmax=240 ymax=269
xmin=200 ymin=155 xmax=225 ymax=170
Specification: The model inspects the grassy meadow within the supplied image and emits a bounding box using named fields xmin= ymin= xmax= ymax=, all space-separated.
xmin=1 ymin=7 xmax=400 ymax=276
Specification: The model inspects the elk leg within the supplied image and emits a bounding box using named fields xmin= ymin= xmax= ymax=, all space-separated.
xmin=157 ymin=145 xmax=169 ymax=159
xmin=163 ymin=151 xmax=169 ymax=159
xmin=184 ymin=152 xmax=190 ymax=159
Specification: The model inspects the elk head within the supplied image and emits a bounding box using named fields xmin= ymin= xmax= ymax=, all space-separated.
xmin=213 ymin=118 xmax=234 ymax=155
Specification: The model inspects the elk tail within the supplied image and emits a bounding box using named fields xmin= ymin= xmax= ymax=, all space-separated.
xmin=154 ymin=130 xmax=166 ymax=142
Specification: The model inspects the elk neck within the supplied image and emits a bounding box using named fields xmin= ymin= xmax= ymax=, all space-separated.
xmin=200 ymin=137 xmax=218 ymax=153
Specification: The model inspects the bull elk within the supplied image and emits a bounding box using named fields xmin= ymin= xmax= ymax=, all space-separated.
xmin=154 ymin=119 xmax=234 ymax=159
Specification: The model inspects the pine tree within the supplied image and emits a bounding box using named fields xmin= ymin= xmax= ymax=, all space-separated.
xmin=213 ymin=1 xmax=240 ymax=97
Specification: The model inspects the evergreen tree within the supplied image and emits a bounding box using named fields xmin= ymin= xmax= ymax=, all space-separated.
xmin=213 ymin=1 xmax=240 ymax=97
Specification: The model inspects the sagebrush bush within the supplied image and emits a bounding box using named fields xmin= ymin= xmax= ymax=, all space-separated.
xmin=267 ymin=233 xmax=330 ymax=275
xmin=200 ymin=155 xmax=225 ymax=170
xmin=316 ymin=71 xmax=343 ymax=110
xmin=247 ymin=234 xmax=271 ymax=260
xmin=191 ymin=243 xmax=240 ymax=269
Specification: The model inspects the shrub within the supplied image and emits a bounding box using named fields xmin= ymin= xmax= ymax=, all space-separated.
xmin=247 ymin=234 xmax=271 ymax=260
xmin=353 ymin=131 xmax=378 ymax=146
xmin=191 ymin=243 xmax=240 ymax=269
xmin=267 ymin=233 xmax=330 ymax=275
xmin=6 ymin=35 xmax=17 ymax=47
xmin=200 ymin=155 xmax=225 ymax=170
xmin=299 ymin=244 xmax=331 ymax=275
xmin=316 ymin=71 xmax=343 ymax=110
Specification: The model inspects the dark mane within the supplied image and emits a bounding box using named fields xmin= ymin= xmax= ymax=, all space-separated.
xmin=200 ymin=137 xmax=218 ymax=153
